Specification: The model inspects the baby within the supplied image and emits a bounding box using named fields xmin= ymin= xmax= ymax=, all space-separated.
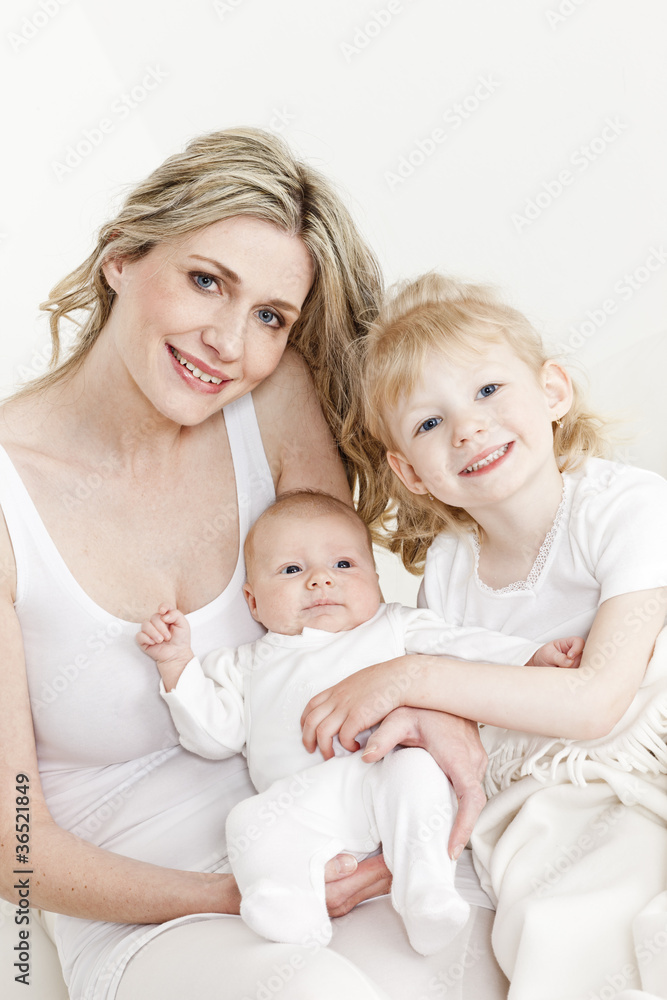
xmin=137 ymin=490 xmax=582 ymax=955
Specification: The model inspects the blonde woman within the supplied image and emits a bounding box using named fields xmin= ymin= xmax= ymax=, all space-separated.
xmin=0 ymin=134 xmax=501 ymax=1000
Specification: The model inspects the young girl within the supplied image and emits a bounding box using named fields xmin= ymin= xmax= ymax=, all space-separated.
xmin=301 ymin=273 xmax=667 ymax=999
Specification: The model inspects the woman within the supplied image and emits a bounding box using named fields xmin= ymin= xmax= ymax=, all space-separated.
xmin=0 ymin=128 xmax=500 ymax=999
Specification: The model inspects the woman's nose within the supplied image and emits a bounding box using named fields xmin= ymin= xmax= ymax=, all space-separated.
xmin=201 ymin=310 xmax=246 ymax=362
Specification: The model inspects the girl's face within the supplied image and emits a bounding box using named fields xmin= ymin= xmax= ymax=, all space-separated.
xmin=102 ymin=216 xmax=314 ymax=425
xmin=386 ymin=340 xmax=572 ymax=518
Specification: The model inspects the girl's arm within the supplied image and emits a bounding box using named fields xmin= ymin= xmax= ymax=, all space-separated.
xmin=302 ymin=588 xmax=667 ymax=756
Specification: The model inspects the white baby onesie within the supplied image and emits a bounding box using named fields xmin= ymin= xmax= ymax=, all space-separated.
xmin=161 ymin=603 xmax=539 ymax=954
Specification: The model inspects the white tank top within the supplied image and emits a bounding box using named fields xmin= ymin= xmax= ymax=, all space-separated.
xmin=0 ymin=392 xmax=275 ymax=999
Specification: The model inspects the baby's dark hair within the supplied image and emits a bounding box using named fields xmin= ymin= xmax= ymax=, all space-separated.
xmin=244 ymin=490 xmax=374 ymax=576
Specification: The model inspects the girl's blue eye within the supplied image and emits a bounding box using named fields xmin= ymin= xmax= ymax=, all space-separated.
xmin=417 ymin=417 xmax=441 ymax=434
xmin=477 ymin=384 xmax=498 ymax=398
xmin=257 ymin=308 xmax=282 ymax=328
xmin=281 ymin=565 xmax=301 ymax=575
xmin=335 ymin=560 xmax=351 ymax=569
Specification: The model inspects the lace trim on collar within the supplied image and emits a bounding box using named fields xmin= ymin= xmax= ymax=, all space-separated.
xmin=471 ymin=478 xmax=569 ymax=595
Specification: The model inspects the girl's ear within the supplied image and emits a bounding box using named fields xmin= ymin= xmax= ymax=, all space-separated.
xmin=541 ymin=360 xmax=573 ymax=421
xmin=242 ymin=582 xmax=261 ymax=623
xmin=386 ymin=451 xmax=429 ymax=495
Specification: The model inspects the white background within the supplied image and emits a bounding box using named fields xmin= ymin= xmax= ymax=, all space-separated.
xmin=0 ymin=0 xmax=665 ymax=603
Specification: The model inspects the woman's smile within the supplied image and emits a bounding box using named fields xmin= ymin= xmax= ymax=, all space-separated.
xmin=167 ymin=344 xmax=230 ymax=392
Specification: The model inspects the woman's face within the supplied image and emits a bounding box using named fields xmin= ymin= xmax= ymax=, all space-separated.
xmin=102 ymin=216 xmax=314 ymax=425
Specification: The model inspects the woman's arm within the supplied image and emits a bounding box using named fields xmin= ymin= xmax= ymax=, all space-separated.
xmin=253 ymin=347 xmax=353 ymax=501
xmin=302 ymin=589 xmax=667 ymax=754
xmin=0 ymin=532 xmax=244 ymax=921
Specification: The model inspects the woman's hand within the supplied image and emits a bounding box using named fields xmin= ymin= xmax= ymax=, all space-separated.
xmin=360 ymin=707 xmax=487 ymax=859
xmin=301 ymin=655 xmax=419 ymax=758
xmin=323 ymin=854 xmax=391 ymax=917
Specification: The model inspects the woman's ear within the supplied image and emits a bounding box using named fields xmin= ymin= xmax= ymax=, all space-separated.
xmin=101 ymin=255 xmax=126 ymax=295
xmin=242 ymin=582 xmax=261 ymax=623
xmin=541 ymin=360 xmax=573 ymax=422
xmin=386 ymin=451 xmax=429 ymax=495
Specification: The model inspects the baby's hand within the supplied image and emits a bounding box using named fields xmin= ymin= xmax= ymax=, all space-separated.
xmin=527 ymin=636 xmax=585 ymax=669
xmin=136 ymin=604 xmax=194 ymax=690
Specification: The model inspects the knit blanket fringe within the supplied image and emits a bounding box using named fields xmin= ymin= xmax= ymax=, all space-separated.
xmin=482 ymin=626 xmax=667 ymax=796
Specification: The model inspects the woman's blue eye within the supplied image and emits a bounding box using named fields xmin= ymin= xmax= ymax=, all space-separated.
xmin=281 ymin=565 xmax=301 ymax=575
xmin=335 ymin=560 xmax=351 ymax=569
xmin=194 ymin=273 xmax=217 ymax=291
xmin=477 ymin=384 xmax=498 ymax=398
xmin=417 ymin=417 xmax=441 ymax=434
xmin=257 ymin=308 xmax=281 ymax=328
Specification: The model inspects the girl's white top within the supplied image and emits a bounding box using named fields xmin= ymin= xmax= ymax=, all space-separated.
xmin=418 ymin=458 xmax=667 ymax=792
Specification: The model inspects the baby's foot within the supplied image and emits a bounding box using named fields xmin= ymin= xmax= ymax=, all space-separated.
xmin=241 ymin=879 xmax=332 ymax=947
xmin=401 ymin=882 xmax=470 ymax=956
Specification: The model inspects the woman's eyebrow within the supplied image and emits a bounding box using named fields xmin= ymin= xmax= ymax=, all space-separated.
xmin=188 ymin=254 xmax=241 ymax=284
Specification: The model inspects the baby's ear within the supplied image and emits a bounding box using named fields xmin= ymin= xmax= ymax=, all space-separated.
xmin=386 ymin=451 xmax=429 ymax=495
xmin=541 ymin=360 xmax=573 ymax=420
xmin=242 ymin=582 xmax=260 ymax=622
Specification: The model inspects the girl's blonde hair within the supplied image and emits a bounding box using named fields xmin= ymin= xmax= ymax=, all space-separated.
xmin=349 ymin=272 xmax=608 ymax=574
xmin=21 ymin=127 xmax=383 ymax=486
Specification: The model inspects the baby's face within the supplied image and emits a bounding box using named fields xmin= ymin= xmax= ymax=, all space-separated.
xmin=243 ymin=511 xmax=381 ymax=635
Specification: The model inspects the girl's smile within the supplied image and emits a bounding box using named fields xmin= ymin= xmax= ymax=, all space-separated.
xmin=459 ymin=441 xmax=513 ymax=476
xmin=386 ymin=341 xmax=571 ymax=521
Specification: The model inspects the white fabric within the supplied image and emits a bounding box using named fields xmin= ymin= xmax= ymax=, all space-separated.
xmin=161 ymin=602 xmax=539 ymax=954
xmin=161 ymin=601 xmax=539 ymax=788
xmin=111 ymin=881 xmax=507 ymax=1000
xmin=0 ymin=394 xmax=273 ymax=1000
xmin=419 ymin=458 xmax=667 ymax=642
xmin=418 ymin=456 xmax=667 ymax=998
xmin=0 ymin=397 xmax=509 ymax=1000
xmin=230 ymin=748 xmax=470 ymax=955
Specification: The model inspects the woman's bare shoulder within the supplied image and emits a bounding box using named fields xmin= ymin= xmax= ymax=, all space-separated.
xmin=253 ymin=348 xmax=351 ymax=501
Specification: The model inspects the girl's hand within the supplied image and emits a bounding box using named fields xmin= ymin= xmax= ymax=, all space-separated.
xmin=301 ymin=656 xmax=416 ymax=758
xmin=528 ymin=636 xmax=585 ymax=669
xmin=323 ymin=854 xmax=391 ymax=917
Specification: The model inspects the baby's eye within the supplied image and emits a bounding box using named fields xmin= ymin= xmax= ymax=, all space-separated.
xmin=335 ymin=560 xmax=352 ymax=569
xmin=417 ymin=417 xmax=441 ymax=434
xmin=477 ymin=384 xmax=499 ymax=398
xmin=280 ymin=565 xmax=302 ymax=575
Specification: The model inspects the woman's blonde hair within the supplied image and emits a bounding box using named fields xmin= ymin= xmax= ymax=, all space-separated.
xmin=349 ymin=272 xmax=609 ymax=574
xmin=21 ymin=127 xmax=383 ymax=486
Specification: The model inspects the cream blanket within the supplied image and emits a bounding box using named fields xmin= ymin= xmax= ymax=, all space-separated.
xmin=472 ymin=627 xmax=667 ymax=1000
